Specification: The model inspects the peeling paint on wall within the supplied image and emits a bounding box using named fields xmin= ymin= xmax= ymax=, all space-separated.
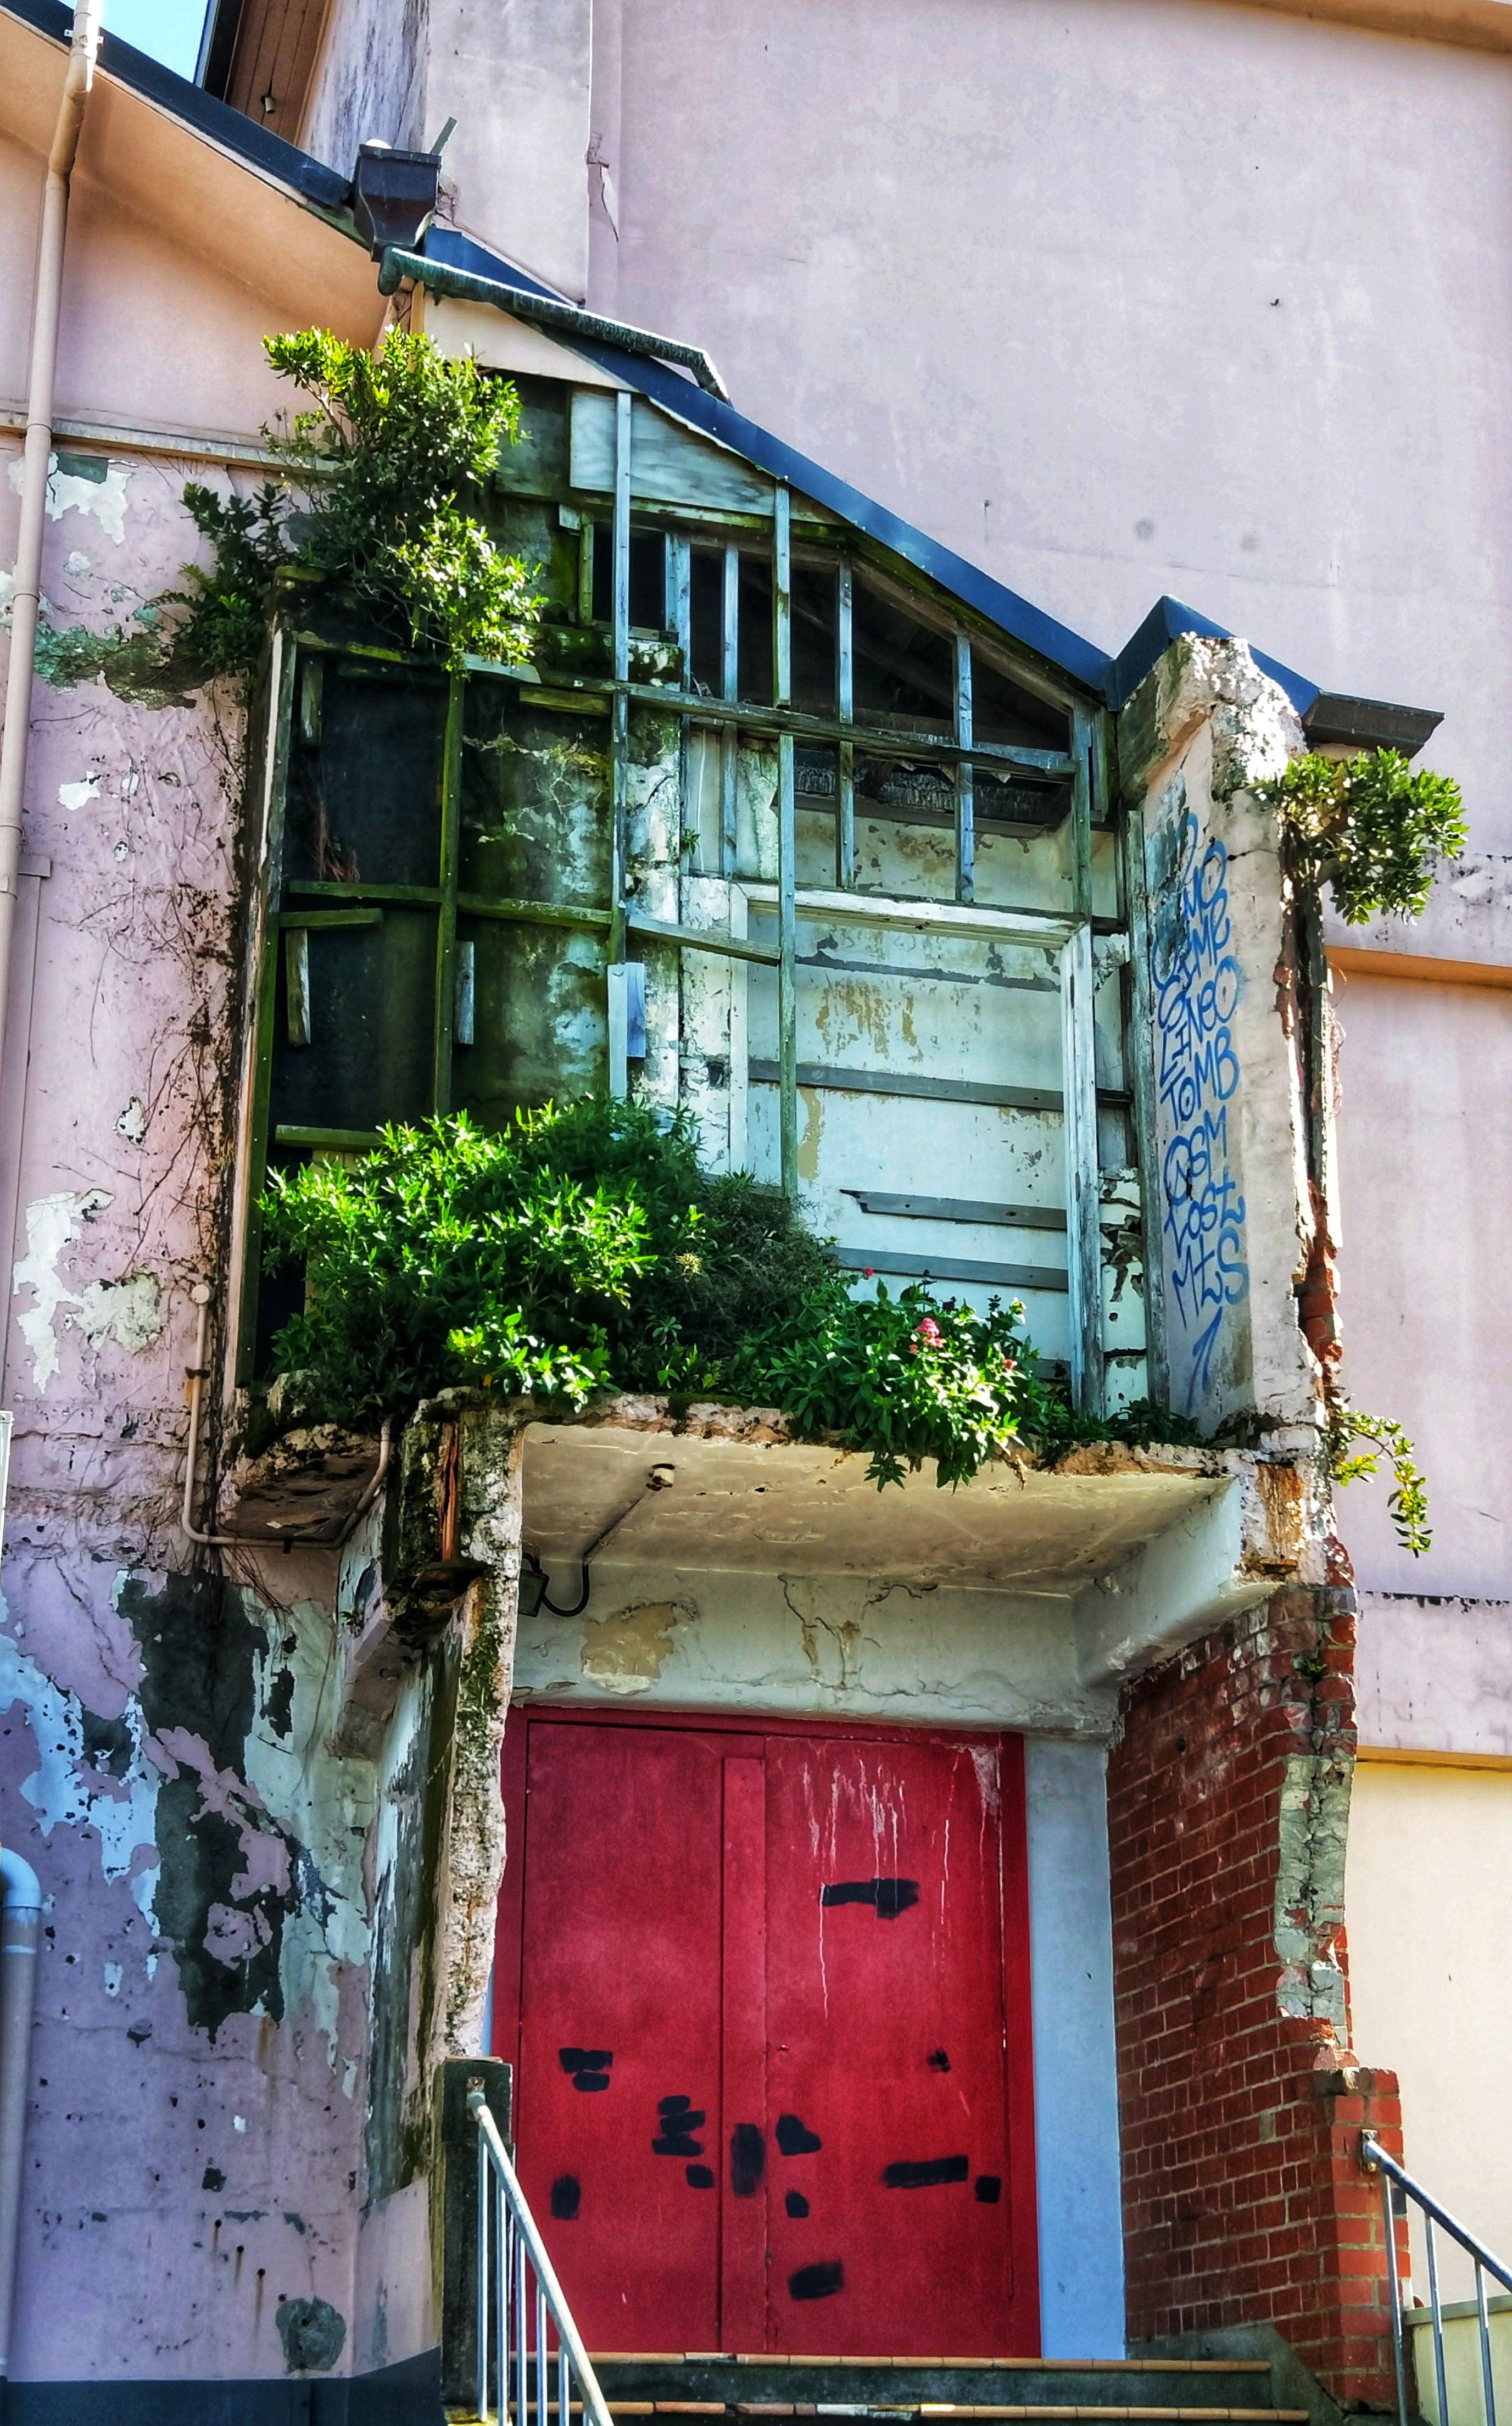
xmin=580 ymin=1598 xmax=686 ymax=1693
xmin=12 ymin=1189 xmax=113 ymax=1388
xmin=9 ymin=451 xmax=132 ymax=544
xmin=0 ymin=1621 xmax=161 ymax=1923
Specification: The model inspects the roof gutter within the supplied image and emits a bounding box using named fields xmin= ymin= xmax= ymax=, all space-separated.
xmin=376 ymin=244 xmax=731 ymax=402
xmin=0 ymin=0 xmax=102 ymax=1109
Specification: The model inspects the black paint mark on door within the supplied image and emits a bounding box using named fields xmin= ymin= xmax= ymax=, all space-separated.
xmin=820 ymin=1878 xmax=919 ymax=1919
xmin=974 ymin=2174 xmax=1002 ymax=2203
xmin=652 ymin=2095 xmax=706 ymax=2156
xmin=730 ymin=2123 xmax=765 ymax=2196
xmin=928 ymin=2049 xmax=951 ymax=2071
xmin=685 ymin=2164 xmax=715 ymax=2189
xmin=880 ymin=2155 xmax=969 ymax=2188
xmin=775 ymin=2113 xmax=822 ymax=2156
xmin=559 ymin=2048 xmax=613 ymax=2090
xmin=550 ymin=2176 xmax=581 ymax=2220
xmin=788 ymin=2261 xmax=844 ymax=2300
xmin=785 ymin=2190 xmax=810 ymax=2218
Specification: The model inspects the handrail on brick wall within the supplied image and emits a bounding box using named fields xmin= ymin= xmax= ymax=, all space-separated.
xmin=1362 ymin=2130 xmax=1512 ymax=2426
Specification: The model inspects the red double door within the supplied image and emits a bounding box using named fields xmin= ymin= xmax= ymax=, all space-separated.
xmin=493 ymin=1714 xmax=1038 ymax=2358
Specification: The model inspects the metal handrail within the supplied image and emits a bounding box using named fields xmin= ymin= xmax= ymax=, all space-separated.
xmin=469 ymin=2088 xmax=614 ymax=2426
xmin=1363 ymin=2130 xmax=1512 ymax=2426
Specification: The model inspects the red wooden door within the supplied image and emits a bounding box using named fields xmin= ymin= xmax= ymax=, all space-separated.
xmin=495 ymin=1715 xmax=1036 ymax=2358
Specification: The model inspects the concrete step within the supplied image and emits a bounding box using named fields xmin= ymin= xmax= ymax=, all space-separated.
xmin=557 ymin=2358 xmax=1299 ymax=2421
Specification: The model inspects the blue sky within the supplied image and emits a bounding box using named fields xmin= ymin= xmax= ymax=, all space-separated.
xmin=105 ymin=0 xmax=207 ymax=77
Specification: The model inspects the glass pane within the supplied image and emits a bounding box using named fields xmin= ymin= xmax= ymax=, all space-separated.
xmin=791 ymin=561 xmax=836 ymax=713
xmin=460 ymin=683 xmax=611 ymax=911
xmin=970 ymin=648 xmax=1070 ymax=753
xmin=852 ymin=570 xmax=952 ymax=734
xmin=689 ymin=548 xmax=723 ymax=693
xmin=738 ymin=553 xmax=773 ymax=704
xmin=284 ymin=655 xmax=447 ymax=890
xmin=268 ymin=910 xmax=437 ymax=1134
xmin=454 ymin=919 xmax=607 ymax=1125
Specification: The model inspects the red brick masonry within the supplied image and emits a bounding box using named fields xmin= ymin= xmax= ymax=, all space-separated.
xmin=1107 ymin=1581 xmax=1407 ymax=2406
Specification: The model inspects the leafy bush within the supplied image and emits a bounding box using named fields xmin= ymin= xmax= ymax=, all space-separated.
xmin=171 ymin=327 xmax=540 ymax=684
xmin=1328 ymin=1406 xmax=1431 ymax=1557
xmin=1259 ymin=749 xmax=1466 ymax=926
xmin=263 ymin=327 xmax=538 ymax=670
xmin=170 ymin=483 xmax=292 ymax=682
xmin=261 ymin=1102 xmax=1102 ymax=1487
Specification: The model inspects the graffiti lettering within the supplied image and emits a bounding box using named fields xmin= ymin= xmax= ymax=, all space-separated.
xmin=1153 ymin=815 xmax=1248 ymax=1406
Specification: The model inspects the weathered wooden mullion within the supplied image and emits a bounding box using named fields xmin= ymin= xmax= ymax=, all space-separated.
xmin=720 ymin=542 xmax=739 ymax=878
xmin=235 ymin=628 xmax=298 ymax=1386
xmin=955 ymin=631 xmax=974 ymax=905
xmin=837 ymin=560 xmax=855 ymax=888
xmin=286 ymin=879 xmax=444 ymax=905
xmin=1060 ymin=701 xmax=1103 ymax=1414
xmin=610 ymin=387 xmax=632 ymax=974
xmin=670 ymin=533 xmax=693 ymax=875
xmin=431 ymin=671 xmax=465 ymax=1116
xmin=275 ymin=907 xmax=384 ymax=931
xmin=457 ymin=895 xmax=610 ymax=934
xmin=1120 ymin=784 xmax=1169 ymax=1407
xmin=561 ymin=676 xmax=1075 ymax=774
xmin=774 ymin=486 xmax=798 ymax=1195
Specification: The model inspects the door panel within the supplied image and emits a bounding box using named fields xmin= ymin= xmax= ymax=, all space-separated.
xmin=513 ymin=1722 xmax=734 ymax=2351
xmin=763 ymin=1736 xmax=1013 ymax=2355
xmin=501 ymin=1716 xmax=1034 ymax=2358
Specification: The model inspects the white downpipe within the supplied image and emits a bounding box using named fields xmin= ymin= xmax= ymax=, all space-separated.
xmin=0 ymin=0 xmax=104 ymax=1081
xmin=0 ymin=1849 xmax=41 ymax=2388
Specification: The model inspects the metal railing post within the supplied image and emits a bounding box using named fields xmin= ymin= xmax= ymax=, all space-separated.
xmin=1364 ymin=2129 xmax=1512 ymax=2426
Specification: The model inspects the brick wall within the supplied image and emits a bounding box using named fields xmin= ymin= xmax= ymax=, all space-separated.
xmin=1107 ymin=1573 xmax=1407 ymax=2405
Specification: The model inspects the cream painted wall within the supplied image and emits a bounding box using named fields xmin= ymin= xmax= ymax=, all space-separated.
xmin=1331 ymin=973 xmax=1512 ymax=1598
xmin=1346 ymin=1759 xmax=1512 ymax=2297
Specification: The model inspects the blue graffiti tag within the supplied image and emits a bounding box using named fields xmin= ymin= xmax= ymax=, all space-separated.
xmin=1153 ymin=813 xmax=1249 ymax=1405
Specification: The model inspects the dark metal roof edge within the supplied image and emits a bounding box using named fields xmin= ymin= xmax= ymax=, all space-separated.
xmin=1303 ymin=692 xmax=1443 ymax=760
xmin=0 ymin=0 xmax=353 ymax=211
xmin=422 ymin=226 xmax=1116 ymax=699
xmin=1110 ymin=594 xmax=1320 ymax=717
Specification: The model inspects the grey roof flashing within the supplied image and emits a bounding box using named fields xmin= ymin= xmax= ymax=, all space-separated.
xmin=1302 ymin=693 xmax=1443 ymax=759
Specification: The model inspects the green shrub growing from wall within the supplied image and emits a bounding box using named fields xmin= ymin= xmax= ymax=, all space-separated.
xmin=1259 ymin=748 xmax=1466 ymax=926
xmin=172 ymin=327 xmax=540 ymax=682
xmin=264 ymin=1103 xmax=1145 ymax=1489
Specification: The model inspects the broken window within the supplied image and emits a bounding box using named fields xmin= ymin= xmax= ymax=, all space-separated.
xmin=236 ymin=375 xmax=1144 ymax=1418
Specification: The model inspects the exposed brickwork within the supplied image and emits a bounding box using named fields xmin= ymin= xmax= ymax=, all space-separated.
xmin=1108 ymin=1574 xmax=1407 ymax=2406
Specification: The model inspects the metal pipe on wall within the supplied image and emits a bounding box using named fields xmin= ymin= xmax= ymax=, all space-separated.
xmin=0 ymin=0 xmax=103 ymax=1089
xmin=0 ymin=1847 xmax=42 ymax=2406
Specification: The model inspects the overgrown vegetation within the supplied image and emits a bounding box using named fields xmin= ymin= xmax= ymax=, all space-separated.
xmin=1259 ymin=748 xmax=1466 ymax=927
xmin=171 ymin=328 xmax=539 ymax=684
xmin=1327 ymin=1405 xmax=1432 ymax=1558
xmin=263 ymin=1102 xmax=1176 ymax=1489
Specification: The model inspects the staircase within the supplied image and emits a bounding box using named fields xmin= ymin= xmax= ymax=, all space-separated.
xmin=566 ymin=2354 xmax=1309 ymax=2424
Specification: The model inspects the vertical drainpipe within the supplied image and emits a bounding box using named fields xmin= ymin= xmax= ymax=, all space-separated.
xmin=0 ymin=1849 xmax=41 ymax=2413
xmin=0 ymin=0 xmax=103 ymax=1090
xmin=0 ymin=14 xmax=100 ymax=2404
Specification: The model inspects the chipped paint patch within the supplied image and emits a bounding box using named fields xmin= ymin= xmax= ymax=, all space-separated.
xmin=75 ymin=1271 xmax=163 ymax=1357
xmin=115 ymin=1097 xmax=149 ymax=1146
xmin=57 ymin=776 xmax=100 ymax=813
xmin=0 ymin=1626 xmax=161 ymax=1923
xmin=581 ymin=1599 xmax=685 ymax=1694
xmin=33 ymin=607 xmax=198 ymax=707
xmin=9 ymin=450 xmax=131 ymax=544
xmin=12 ymin=1189 xmax=111 ymax=1389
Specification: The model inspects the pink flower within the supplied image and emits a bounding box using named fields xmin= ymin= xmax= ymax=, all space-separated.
xmin=863 ymin=1267 xmax=874 ymax=1279
xmin=914 ymin=1317 xmax=942 ymax=1347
